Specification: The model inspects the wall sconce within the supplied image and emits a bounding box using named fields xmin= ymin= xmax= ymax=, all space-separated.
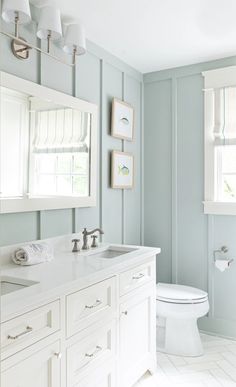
xmin=2 ymin=0 xmax=32 ymax=60
xmin=1 ymin=0 xmax=86 ymax=66
xmin=63 ymin=23 xmax=86 ymax=65
xmin=37 ymin=6 xmax=62 ymax=54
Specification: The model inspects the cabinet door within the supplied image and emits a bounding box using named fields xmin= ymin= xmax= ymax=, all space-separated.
xmin=1 ymin=341 xmax=61 ymax=387
xmin=119 ymin=284 xmax=156 ymax=387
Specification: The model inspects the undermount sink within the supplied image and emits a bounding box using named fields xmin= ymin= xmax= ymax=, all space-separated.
xmin=86 ymin=246 xmax=138 ymax=259
xmin=1 ymin=276 xmax=39 ymax=296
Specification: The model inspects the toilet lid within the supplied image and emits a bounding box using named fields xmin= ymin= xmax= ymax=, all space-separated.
xmin=156 ymin=283 xmax=208 ymax=304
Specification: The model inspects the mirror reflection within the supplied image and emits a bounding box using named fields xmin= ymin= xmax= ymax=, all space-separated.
xmin=0 ymin=87 xmax=91 ymax=200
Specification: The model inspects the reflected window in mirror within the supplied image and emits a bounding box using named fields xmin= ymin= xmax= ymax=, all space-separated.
xmin=0 ymin=87 xmax=29 ymax=199
xmin=29 ymin=105 xmax=91 ymax=197
xmin=0 ymin=88 xmax=92 ymax=200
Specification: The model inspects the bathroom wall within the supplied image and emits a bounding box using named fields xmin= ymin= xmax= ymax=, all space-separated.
xmin=144 ymin=56 xmax=236 ymax=338
xmin=0 ymin=6 xmax=143 ymax=248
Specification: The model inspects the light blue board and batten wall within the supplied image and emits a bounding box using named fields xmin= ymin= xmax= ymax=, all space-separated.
xmin=0 ymin=6 xmax=143 ymax=248
xmin=144 ymin=56 xmax=236 ymax=338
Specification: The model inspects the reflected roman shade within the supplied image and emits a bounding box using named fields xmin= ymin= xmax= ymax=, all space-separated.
xmin=32 ymin=108 xmax=90 ymax=153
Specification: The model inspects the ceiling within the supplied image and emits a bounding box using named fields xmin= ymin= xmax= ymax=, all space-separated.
xmin=30 ymin=0 xmax=236 ymax=74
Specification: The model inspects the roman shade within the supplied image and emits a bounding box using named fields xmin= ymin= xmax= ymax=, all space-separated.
xmin=213 ymin=87 xmax=236 ymax=145
xmin=32 ymin=108 xmax=90 ymax=153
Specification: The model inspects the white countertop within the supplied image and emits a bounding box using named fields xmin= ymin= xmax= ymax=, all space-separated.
xmin=1 ymin=243 xmax=160 ymax=322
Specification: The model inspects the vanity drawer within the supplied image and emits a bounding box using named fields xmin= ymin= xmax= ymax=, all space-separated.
xmin=66 ymin=277 xmax=116 ymax=337
xmin=119 ymin=260 xmax=155 ymax=296
xmin=72 ymin=360 xmax=116 ymax=387
xmin=1 ymin=300 xmax=60 ymax=360
xmin=67 ymin=321 xmax=116 ymax=386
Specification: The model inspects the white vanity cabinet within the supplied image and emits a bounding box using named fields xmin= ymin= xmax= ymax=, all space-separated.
xmin=0 ymin=255 xmax=157 ymax=387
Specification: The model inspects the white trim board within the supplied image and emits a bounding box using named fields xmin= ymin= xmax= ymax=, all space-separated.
xmin=204 ymin=201 xmax=236 ymax=216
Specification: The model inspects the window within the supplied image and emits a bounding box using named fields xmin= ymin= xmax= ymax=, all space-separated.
xmin=216 ymin=146 xmax=236 ymax=201
xmin=203 ymin=66 xmax=236 ymax=215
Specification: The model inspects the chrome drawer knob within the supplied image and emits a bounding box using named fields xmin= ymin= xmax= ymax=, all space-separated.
xmin=85 ymin=345 xmax=102 ymax=358
xmin=54 ymin=352 xmax=62 ymax=359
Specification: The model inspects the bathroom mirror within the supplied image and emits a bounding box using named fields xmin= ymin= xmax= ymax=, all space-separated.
xmin=0 ymin=72 xmax=98 ymax=213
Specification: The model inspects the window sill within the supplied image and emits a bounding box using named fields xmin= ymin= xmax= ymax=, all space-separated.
xmin=203 ymin=201 xmax=236 ymax=215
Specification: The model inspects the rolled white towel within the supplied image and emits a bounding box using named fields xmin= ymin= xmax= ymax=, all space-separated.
xmin=12 ymin=243 xmax=54 ymax=266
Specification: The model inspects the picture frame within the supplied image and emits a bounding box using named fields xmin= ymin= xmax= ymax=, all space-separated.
xmin=111 ymin=98 xmax=134 ymax=141
xmin=111 ymin=151 xmax=134 ymax=189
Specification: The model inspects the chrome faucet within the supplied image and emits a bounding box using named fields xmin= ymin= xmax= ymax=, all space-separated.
xmin=82 ymin=228 xmax=104 ymax=250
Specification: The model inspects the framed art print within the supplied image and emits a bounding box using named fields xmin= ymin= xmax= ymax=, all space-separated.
xmin=111 ymin=98 xmax=134 ymax=141
xmin=111 ymin=151 xmax=134 ymax=189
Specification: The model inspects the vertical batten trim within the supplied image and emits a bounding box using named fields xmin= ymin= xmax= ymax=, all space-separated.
xmin=171 ymin=77 xmax=178 ymax=283
xmin=72 ymin=209 xmax=76 ymax=233
xmin=140 ymin=80 xmax=144 ymax=245
xmin=72 ymin=60 xmax=77 ymax=231
xmin=122 ymin=72 xmax=125 ymax=244
xmin=72 ymin=63 xmax=76 ymax=98
xmin=38 ymin=39 xmax=42 ymax=86
xmin=37 ymin=36 xmax=42 ymax=240
xmin=99 ymin=59 xmax=104 ymax=238
xmin=207 ymin=215 xmax=214 ymax=318
xmin=0 ymin=71 xmax=1 ymax=216
xmin=38 ymin=211 xmax=42 ymax=239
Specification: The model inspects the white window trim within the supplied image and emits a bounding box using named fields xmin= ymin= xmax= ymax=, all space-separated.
xmin=203 ymin=65 xmax=236 ymax=215
xmin=0 ymin=71 xmax=98 ymax=214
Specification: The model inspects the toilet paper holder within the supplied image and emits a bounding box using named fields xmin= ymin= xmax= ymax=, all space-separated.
xmin=213 ymin=245 xmax=234 ymax=265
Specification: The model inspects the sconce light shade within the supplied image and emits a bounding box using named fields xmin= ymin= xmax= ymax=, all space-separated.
xmin=63 ymin=23 xmax=86 ymax=56
xmin=2 ymin=0 xmax=31 ymax=24
xmin=37 ymin=6 xmax=62 ymax=41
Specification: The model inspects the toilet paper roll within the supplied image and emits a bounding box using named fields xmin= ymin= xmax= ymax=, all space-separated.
xmin=215 ymin=259 xmax=231 ymax=272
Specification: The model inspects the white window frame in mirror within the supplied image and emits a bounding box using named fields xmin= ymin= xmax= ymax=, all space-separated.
xmin=0 ymin=71 xmax=98 ymax=213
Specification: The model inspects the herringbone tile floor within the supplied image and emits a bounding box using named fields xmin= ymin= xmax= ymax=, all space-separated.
xmin=134 ymin=334 xmax=236 ymax=387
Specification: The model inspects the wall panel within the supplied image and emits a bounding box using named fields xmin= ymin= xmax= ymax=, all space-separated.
xmin=144 ymin=79 xmax=172 ymax=283
xmin=176 ymin=74 xmax=208 ymax=290
xmin=124 ymin=75 xmax=142 ymax=245
xmin=102 ymin=63 xmax=123 ymax=243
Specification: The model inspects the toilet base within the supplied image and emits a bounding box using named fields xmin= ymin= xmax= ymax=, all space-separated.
xmin=157 ymin=317 xmax=203 ymax=357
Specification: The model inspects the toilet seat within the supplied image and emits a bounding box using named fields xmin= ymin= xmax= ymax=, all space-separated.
xmin=156 ymin=283 xmax=208 ymax=304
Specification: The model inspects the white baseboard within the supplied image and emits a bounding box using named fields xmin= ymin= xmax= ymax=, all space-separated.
xmin=199 ymin=316 xmax=236 ymax=341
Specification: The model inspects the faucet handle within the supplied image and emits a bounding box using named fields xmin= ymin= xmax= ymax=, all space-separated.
xmin=72 ymin=238 xmax=80 ymax=253
xmin=91 ymin=235 xmax=98 ymax=248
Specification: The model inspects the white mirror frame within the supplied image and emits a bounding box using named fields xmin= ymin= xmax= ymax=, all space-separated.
xmin=0 ymin=71 xmax=98 ymax=213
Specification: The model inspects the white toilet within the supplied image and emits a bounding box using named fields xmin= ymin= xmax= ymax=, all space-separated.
xmin=156 ymin=283 xmax=209 ymax=357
